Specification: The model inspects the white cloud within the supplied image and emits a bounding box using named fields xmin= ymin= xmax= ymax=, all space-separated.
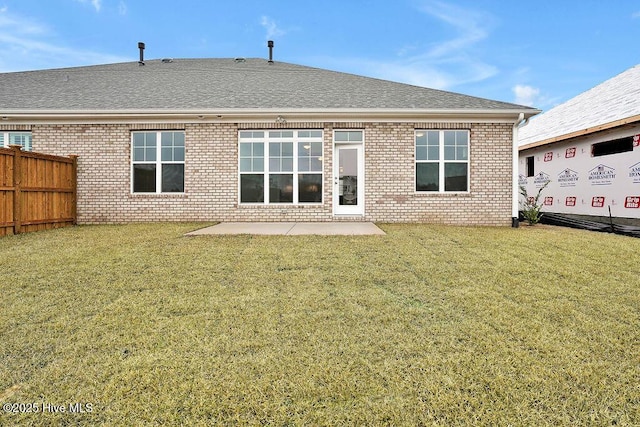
xmin=324 ymin=1 xmax=498 ymax=91
xmin=260 ymin=16 xmax=285 ymax=40
xmin=0 ymin=8 xmax=128 ymax=72
xmin=633 ymin=11 xmax=640 ymax=19
xmin=74 ymin=0 xmax=102 ymax=13
xmin=118 ymin=1 xmax=127 ymax=15
xmin=416 ymin=0 xmax=493 ymax=59
xmin=513 ymin=84 xmax=541 ymax=106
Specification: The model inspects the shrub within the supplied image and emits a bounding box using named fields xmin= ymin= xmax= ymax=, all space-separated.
xmin=520 ymin=181 xmax=549 ymax=225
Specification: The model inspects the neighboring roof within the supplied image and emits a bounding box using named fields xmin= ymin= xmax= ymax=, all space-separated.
xmin=519 ymin=64 xmax=640 ymax=150
xmin=0 ymin=58 xmax=537 ymax=122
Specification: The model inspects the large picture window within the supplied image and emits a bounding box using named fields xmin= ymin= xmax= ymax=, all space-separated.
xmin=239 ymin=130 xmax=323 ymax=204
xmin=415 ymin=130 xmax=469 ymax=192
xmin=1 ymin=132 xmax=32 ymax=151
xmin=131 ymin=131 xmax=185 ymax=193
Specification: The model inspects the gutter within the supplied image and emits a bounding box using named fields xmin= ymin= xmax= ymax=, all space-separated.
xmin=1 ymin=108 xmax=540 ymax=125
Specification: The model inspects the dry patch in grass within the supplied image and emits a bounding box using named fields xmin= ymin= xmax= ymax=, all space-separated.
xmin=0 ymin=223 xmax=638 ymax=425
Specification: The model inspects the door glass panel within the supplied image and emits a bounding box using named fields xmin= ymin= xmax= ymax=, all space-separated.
xmin=339 ymin=148 xmax=358 ymax=206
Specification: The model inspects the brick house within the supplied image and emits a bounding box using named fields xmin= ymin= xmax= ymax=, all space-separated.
xmin=0 ymin=56 xmax=538 ymax=225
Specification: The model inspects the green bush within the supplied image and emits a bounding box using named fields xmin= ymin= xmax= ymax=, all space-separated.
xmin=520 ymin=181 xmax=549 ymax=225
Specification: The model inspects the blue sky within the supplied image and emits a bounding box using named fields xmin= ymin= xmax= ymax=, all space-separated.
xmin=1 ymin=0 xmax=639 ymax=111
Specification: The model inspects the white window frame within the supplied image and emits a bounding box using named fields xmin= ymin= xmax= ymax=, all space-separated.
xmin=238 ymin=130 xmax=324 ymax=205
xmin=131 ymin=131 xmax=185 ymax=194
xmin=415 ymin=129 xmax=470 ymax=193
xmin=1 ymin=131 xmax=32 ymax=151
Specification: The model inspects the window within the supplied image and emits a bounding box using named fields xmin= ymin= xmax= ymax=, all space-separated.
xmin=415 ymin=130 xmax=469 ymax=192
xmin=239 ymin=130 xmax=323 ymax=204
xmin=526 ymin=156 xmax=535 ymax=177
xmin=131 ymin=131 xmax=185 ymax=193
xmin=592 ymin=136 xmax=633 ymax=157
xmin=1 ymin=132 xmax=32 ymax=151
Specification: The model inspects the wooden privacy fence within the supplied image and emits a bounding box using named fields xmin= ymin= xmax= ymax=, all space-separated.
xmin=0 ymin=145 xmax=78 ymax=236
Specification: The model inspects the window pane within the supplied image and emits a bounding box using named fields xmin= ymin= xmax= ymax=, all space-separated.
xmin=416 ymin=146 xmax=428 ymax=161
xmin=269 ymin=142 xmax=280 ymax=156
xmin=160 ymin=132 xmax=185 ymax=161
xmin=282 ymin=158 xmax=293 ymax=172
xmin=133 ymin=164 xmax=156 ymax=192
xmin=240 ymin=158 xmax=252 ymax=172
xmin=348 ymin=131 xmax=363 ymax=142
xmin=133 ymin=148 xmax=145 ymax=162
xmin=427 ymin=131 xmax=439 ymax=146
xmin=162 ymin=147 xmax=173 ymax=161
xmin=162 ymin=164 xmax=184 ymax=192
xmin=456 ymin=146 xmax=468 ymax=161
xmin=299 ymin=174 xmax=322 ymax=203
xmin=240 ymin=143 xmax=252 ymax=156
xmin=416 ymin=163 xmax=439 ymax=191
xmin=269 ymin=158 xmax=280 ymax=172
xmin=417 ymin=131 xmax=440 ymax=160
xmin=444 ymin=146 xmax=455 ymax=160
xmin=133 ymin=133 xmax=157 ymax=161
xmin=174 ymin=146 xmax=185 ymax=162
xmin=269 ymin=174 xmax=293 ymax=203
xmin=161 ymin=132 xmax=173 ymax=146
xmin=253 ymin=158 xmax=264 ymax=172
xmin=282 ymin=142 xmax=293 ymax=156
xmin=253 ymin=143 xmax=264 ymax=156
xmin=444 ymin=131 xmax=455 ymax=145
xmin=310 ymin=142 xmax=322 ymax=156
xmin=335 ymin=131 xmax=349 ymax=142
xmin=298 ymin=142 xmax=310 ymax=157
xmin=240 ymin=174 xmax=264 ymax=203
xmin=456 ymin=131 xmax=468 ymax=145
xmin=335 ymin=131 xmax=362 ymax=142
xmin=133 ymin=133 xmax=145 ymax=147
xmin=8 ymin=133 xmax=32 ymax=151
xmin=310 ymin=158 xmax=323 ymax=172
xmin=445 ymin=163 xmax=468 ymax=192
xmin=298 ymin=158 xmax=310 ymax=172
xmin=240 ymin=131 xmax=264 ymax=138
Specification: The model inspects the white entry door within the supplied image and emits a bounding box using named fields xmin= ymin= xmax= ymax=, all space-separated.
xmin=333 ymin=143 xmax=364 ymax=216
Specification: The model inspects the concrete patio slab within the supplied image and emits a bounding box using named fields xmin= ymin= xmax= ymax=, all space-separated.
xmin=185 ymin=222 xmax=385 ymax=236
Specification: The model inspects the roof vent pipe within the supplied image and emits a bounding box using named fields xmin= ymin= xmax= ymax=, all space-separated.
xmin=267 ymin=40 xmax=274 ymax=64
xmin=138 ymin=42 xmax=145 ymax=66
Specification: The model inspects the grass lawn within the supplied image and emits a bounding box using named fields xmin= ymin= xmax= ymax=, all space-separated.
xmin=0 ymin=223 xmax=638 ymax=426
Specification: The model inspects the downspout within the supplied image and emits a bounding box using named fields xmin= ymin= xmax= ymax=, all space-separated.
xmin=512 ymin=113 xmax=528 ymax=227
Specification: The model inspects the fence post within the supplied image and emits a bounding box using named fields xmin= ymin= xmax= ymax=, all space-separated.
xmin=69 ymin=155 xmax=79 ymax=225
xmin=10 ymin=145 xmax=22 ymax=234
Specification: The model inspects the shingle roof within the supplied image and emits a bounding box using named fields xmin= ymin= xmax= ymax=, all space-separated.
xmin=518 ymin=64 xmax=640 ymax=148
xmin=0 ymin=58 xmax=534 ymax=112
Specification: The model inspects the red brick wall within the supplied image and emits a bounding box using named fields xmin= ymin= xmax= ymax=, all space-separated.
xmin=33 ymin=121 xmax=513 ymax=225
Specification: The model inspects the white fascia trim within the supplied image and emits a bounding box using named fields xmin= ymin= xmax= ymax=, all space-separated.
xmin=1 ymin=108 xmax=541 ymax=124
